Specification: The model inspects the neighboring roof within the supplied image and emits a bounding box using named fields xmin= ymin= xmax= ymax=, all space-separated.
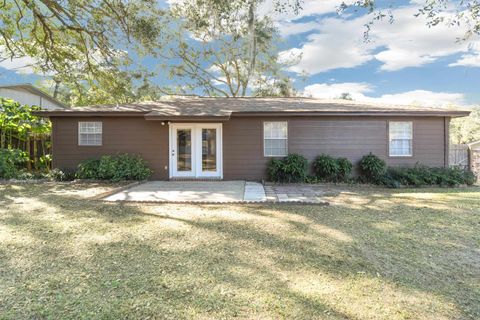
xmin=33 ymin=96 xmax=471 ymax=119
xmin=0 ymin=83 xmax=67 ymax=107
xmin=468 ymin=140 xmax=480 ymax=149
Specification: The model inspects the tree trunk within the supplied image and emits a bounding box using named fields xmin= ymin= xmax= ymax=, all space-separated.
xmin=26 ymin=135 xmax=32 ymax=171
xmin=246 ymin=0 xmax=257 ymax=91
xmin=33 ymin=137 xmax=38 ymax=170
xmin=53 ymin=80 xmax=61 ymax=99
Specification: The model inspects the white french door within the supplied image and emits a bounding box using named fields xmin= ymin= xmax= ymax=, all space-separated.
xmin=169 ymin=123 xmax=223 ymax=179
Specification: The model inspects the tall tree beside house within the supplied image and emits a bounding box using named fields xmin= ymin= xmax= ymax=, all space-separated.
xmin=0 ymin=0 xmax=165 ymax=105
xmin=156 ymin=0 xmax=300 ymax=97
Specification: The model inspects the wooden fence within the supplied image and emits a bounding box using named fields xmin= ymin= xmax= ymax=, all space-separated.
xmin=449 ymin=144 xmax=469 ymax=169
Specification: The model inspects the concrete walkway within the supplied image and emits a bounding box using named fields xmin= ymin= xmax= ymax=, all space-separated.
xmin=103 ymin=181 xmax=266 ymax=203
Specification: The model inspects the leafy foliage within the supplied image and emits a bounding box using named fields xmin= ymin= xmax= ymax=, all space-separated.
xmin=160 ymin=0 xmax=299 ymax=97
xmin=267 ymin=153 xmax=308 ymax=183
xmin=313 ymin=154 xmax=338 ymax=181
xmin=76 ymin=159 xmax=101 ymax=180
xmin=76 ymin=154 xmax=152 ymax=181
xmin=359 ymin=153 xmax=387 ymax=184
xmin=0 ymin=0 xmax=164 ymax=91
xmin=0 ymin=148 xmax=29 ymax=179
xmin=0 ymin=98 xmax=51 ymax=170
xmin=313 ymin=154 xmax=353 ymax=182
xmin=450 ymin=107 xmax=480 ymax=144
xmin=385 ymin=165 xmax=476 ymax=188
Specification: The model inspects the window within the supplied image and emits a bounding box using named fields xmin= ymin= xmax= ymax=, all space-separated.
xmin=264 ymin=121 xmax=288 ymax=156
xmin=389 ymin=121 xmax=412 ymax=156
xmin=78 ymin=122 xmax=102 ymax=146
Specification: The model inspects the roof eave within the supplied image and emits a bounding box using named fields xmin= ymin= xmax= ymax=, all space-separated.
xmin=32 ymin=111 xmax=148 ymax=117
xmin=144 ymin=115 xmax=231 ymax=121
xmin=232 ymin=111 xmax=471 ymax=117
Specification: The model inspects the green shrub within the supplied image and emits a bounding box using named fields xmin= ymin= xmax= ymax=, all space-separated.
xmin=359 ymin=153 xmax=386 ymax=184
xmin=76 ymin=159 xmax=101 ymax=179
xmin=337 ymin=157 xmax=353 ymax=181
xmin=267 ymin=153 xmax=308 ymax=183
xmin=0 ymin=148 xmax=29 ymax=179
xmin=98 ymin=155 xmax=117 ymax=180
xmin=313 ymin=154 xmax=339 ymax=181
xmin=312 ymin=155 xmax=353 ymax=182
xmin=109 ymin=154 xmax=152 ymax=181
xmin=385 ymin=165 xmax=476 ymax=188
xmin=76 ymin=154 xmax=152 ymax=181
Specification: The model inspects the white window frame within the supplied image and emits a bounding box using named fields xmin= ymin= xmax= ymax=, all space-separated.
xmin=263 ymin=121 xmax=288 ymax=157
xmin=389 ymin=121 xmax=413 ymax=157
xmin=78 ymin=121 xmax=103 ymax=146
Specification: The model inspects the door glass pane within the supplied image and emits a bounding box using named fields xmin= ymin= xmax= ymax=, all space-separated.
xmin=202 ymin=128 xmax=216 ymax=172
xmin=177 ymin=129 xmax=191 ymax=171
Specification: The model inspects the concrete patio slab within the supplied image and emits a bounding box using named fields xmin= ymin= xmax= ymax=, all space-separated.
xmin=103 ymin=181 xmax=248 ymax=203
xmin=101 ymin=181 xmax=329 ymax=204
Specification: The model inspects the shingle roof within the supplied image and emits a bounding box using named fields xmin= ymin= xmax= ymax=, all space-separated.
xmin=34 ymin=96 xmax=471 ymax=118
xmin=0 ymin=83 xmax=67 ymax=107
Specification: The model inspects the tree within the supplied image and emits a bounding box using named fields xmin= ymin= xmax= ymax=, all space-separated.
xmin=0 ymin=0 xmax=167 ymax=105
xmin=0 ymin=0 xmax=164 ymax=76
xmin=342 ymin=1 xmax=480 ymax=41
xmin=450 ymin=107 xmax=480 ymax=144
xmin=159 ymin=0 xmax=299 ymax=96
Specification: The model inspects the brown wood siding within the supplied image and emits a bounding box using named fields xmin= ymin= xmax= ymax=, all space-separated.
xmin=52 ymin=115 xmax=447 ymax=181
xmin=51 ymin=117 xmax=169 ymax=179
xmin=223 ymin=116 xmax=447 ymax=180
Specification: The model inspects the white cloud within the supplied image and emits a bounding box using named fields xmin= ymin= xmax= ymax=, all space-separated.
xmin=281 ymin=5 xmax=480 ymax=74
xmin=303 ymin=82 xmax=465 ymax=107
xmin=304 ymin=82 xmax=373 ymax=99
xmin=365 ymin=90 xmax=465 ymax=107
xmin=277 ymin=21 xmax=320 ymax=36
xmin=449 ymin=51 xmax=480 ymax=67
xmin=259 ymin=0 xmax=344 ymax=21
xmin=282 ymin=16 xmax=374 ymax=73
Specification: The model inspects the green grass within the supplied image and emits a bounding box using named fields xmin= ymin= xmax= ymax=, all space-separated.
xmin=0 ymin=182 xmax=479 ymax=319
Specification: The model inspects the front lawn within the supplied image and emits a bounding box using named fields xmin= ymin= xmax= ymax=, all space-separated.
xmin=0 ymin=183 xmax=479 ymax=319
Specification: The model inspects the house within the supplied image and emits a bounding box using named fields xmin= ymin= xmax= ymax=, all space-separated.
xmin=35 ymin=97 xmax=470 ymax=180
xmin=0 ymin=83 xmax=66 ymax=109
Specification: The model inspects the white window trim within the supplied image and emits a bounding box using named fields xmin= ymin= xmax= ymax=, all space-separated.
xmin=78 ymin=121 xmax=103 ymax=146
xmin=389 ymin=121 xmax=413 ymax=157
xmin=263 ymin=121 xmax=288 ymax=157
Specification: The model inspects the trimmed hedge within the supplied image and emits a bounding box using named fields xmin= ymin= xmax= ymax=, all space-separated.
xmin=76 ymin=154 xmax=152 ymax=181
xmin=267 ymin=153 xmax=308 ymax=183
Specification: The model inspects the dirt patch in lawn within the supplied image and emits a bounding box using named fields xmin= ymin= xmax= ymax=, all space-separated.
xmin=0 ymin=183 xmax=479 ymax=319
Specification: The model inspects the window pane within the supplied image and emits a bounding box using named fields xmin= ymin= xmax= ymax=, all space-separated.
xmin=79 ymin=122 xmax=102 ymax=145
xmin=264 ymin=121 xmax=287 ymax=139
xmin=202 ymin=128 xmax=217 ymax=172
xmin=389 ymin=122 xmax=412 ymax=156
xmin=177 ymin=129 xmax=192 ymax=171
xmin=265 ymin=139 xmax=287 ymax=156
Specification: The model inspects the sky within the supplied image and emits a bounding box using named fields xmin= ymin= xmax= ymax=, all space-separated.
xmin=1 ymin=0 xmax=479 ymax=107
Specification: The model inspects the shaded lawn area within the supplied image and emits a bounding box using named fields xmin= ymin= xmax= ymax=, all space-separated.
xmin=0 ymin=183 xmax=479 ymax=319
